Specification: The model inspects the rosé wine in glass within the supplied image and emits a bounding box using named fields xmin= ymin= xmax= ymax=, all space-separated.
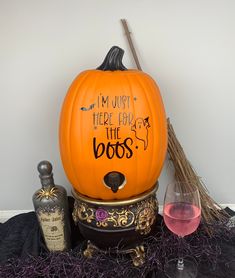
xmin=163 ymin=202 xmax=201 ymax=237
xmin=163 ymin=182 xmax=201 ymax=278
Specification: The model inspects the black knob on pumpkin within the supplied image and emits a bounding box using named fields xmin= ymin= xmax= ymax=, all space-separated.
xmin=104 ymin=171 xmax=126 ymax=193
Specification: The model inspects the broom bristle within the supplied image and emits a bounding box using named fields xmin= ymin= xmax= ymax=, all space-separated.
xmin=120 ymin=19 xmax=228 ymax=235
xmin=167 ymin=118 xmax=228 ymax=234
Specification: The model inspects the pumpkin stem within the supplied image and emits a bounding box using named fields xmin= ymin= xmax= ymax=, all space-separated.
xmin=97 ymin=46 xmax=127 ymax=71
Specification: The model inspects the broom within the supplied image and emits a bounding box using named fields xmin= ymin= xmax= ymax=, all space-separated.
xmin=120 ymin=19 xmax=228 ymax=233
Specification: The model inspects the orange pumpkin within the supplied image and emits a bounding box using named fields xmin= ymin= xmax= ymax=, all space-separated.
xmin=59 ymin=46 xmax=167 ymax=200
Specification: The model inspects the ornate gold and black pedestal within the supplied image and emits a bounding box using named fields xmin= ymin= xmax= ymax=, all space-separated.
xmin=72 ymin=184 xmax=158 ymax=266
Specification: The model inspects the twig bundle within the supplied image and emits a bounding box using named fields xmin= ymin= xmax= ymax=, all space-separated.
xmin=121 ymin=19 xmax=228 ymax=233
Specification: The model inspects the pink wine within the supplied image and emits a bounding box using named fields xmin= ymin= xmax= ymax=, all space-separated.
xmin=163 ymin=202 xmax=201 ymax=237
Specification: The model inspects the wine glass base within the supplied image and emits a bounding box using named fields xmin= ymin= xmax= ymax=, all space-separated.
xmin=164 ymin=257 xmax=198 ymax=278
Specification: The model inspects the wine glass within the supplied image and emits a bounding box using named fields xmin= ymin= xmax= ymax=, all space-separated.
xmin=163 ymin=182 xmax=201 ymax=278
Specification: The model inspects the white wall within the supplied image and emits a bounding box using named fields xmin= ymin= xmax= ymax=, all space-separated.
xmin=0 ymin=0 xmax=234 ymax=210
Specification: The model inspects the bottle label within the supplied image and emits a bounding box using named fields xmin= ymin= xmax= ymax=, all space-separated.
xmin=37 ymin=206 xmax=65 ymax=251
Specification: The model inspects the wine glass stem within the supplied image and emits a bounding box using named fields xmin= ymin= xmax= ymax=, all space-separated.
xmin=177 ymin=257 xmax=184 ymax=270
xmin=177 ymin=236 xmax=184 ymax=270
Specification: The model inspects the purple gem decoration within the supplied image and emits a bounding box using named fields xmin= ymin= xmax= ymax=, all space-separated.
xmin=95 ymin=208 xmax=108 ymax=221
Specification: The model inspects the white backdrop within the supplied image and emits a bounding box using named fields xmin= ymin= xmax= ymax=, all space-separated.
xmin=0 ymin=0 xmax=234 ymax=210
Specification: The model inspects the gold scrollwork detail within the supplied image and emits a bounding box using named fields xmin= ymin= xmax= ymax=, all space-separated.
xmin=135 ymin=197 xmax=158 ymax=235
xmin=96 ymin=209 xmax=135 ymax=228
xmin=73 ymin=196 xmax=158 ymax=232
xmin=72 ymin=201 xmax=95 ymax=224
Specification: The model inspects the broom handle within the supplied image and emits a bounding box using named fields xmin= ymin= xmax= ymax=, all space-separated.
xmin=121 ymin=19 xmax=142 ymax=71
xmin=121 ymin=19 xmax=170 ymax=122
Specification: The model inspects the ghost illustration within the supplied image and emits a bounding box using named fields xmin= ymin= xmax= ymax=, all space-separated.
xmin=131 ymin=117 xmax=150 ymax=150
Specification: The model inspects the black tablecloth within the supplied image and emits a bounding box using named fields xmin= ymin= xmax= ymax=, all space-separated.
xmin=0 ymin=198 xmax=235 ymax=278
